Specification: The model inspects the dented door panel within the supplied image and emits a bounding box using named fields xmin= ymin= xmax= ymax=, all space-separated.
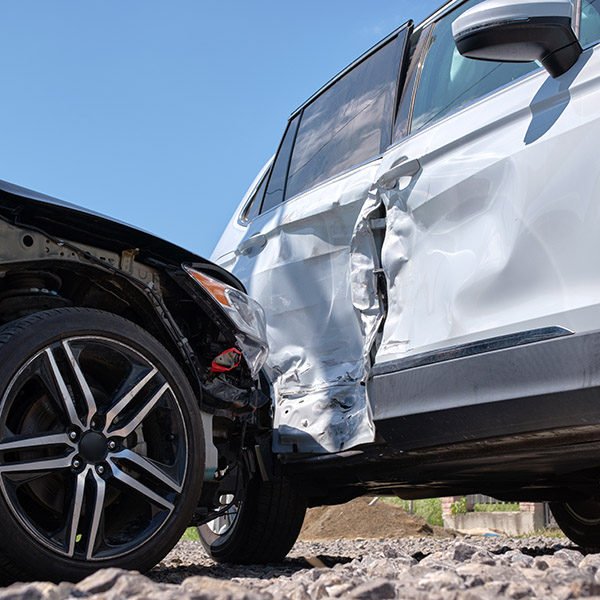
xmin=215 ymin=163 xmax=381 ymax=453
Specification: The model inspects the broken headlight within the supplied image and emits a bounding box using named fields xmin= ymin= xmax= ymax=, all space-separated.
xmin=182 ymin=266 xmax=268 ymax=378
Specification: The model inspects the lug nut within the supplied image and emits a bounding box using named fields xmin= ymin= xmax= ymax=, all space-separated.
xmin=72 ymin=458 xmax=81 ymax=469
xmin=107 ymin=441 xmax=117 ymax=451
xmin=96 ymin=465 xmax=105 ymax=475
xmin=68 ymin=431 xmax=77 ymax=441
xmin=90 ymin=419 xmax=97 ymax=429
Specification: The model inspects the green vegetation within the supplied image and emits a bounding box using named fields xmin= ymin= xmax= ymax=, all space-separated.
xmin=531 ymin=527 xmax=566 ymax=538
xmin=450 ymin=496 xmax=468 ymax=515
xmin=181 ymin=527 xmax=200 ymax=541
xmin=383 ymin=497 xmax=443 ymax=527
xmin=473 ymin=502 xmax=520 ymax=512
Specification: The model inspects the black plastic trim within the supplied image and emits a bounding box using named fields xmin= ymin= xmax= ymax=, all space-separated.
xmin=375 ymin=387 xmax=600 ymax=452
xmin=455 ymin=16 xmax=582 ymax=78
xmin=370 ymin=327 xmax=600 ymax=452
xmin=372 ymin=325 xmax=572 ymax=376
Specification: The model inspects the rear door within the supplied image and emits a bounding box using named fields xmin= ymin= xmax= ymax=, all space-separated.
xmin=213 ymin=25 xmax=411 ymax=453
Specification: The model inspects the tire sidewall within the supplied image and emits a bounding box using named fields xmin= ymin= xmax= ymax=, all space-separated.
xmin=197 ymin=476 xmax=259 ymax=559
xmin=550 ymin=501 xmax=600 ymax=547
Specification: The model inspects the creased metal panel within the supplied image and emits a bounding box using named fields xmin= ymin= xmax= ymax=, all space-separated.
xmin=216 ymin=163 xmax=380 ymax=453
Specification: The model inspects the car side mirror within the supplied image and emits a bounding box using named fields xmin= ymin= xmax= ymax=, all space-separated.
xmin=452 ymin=0 xmax=583 ymax=78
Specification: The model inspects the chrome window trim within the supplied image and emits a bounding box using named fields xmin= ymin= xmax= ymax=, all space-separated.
xmin=574 ymin=0 xmax=583 ymax=36
xmin=405 ymin=24 xmax=435 ymax=138
xmin=236 ymin=159 xmax=273 ymax=227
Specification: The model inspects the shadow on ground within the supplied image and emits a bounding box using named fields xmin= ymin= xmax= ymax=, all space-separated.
xmin=148 ymin=555 xmax=354 ymax=584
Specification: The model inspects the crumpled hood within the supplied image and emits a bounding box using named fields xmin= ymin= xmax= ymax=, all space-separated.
xmin=0 ymin=178 xmax=244 ymax=289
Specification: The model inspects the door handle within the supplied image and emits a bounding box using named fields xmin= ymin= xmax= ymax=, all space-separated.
xmin=237 ymin=234 xmax=267 ymax=256
xmin=377 ymin=156 xmax=421 ymax=190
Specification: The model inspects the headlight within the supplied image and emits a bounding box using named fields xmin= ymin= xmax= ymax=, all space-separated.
xmin=182 ymin=266 xmax=268 ymax=378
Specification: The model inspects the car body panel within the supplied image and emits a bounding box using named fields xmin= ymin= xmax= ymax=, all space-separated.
xmin=370 ymin=46 xmax=600 ymax=380
xmin=0 ymin=178 xmax=243 ymax=289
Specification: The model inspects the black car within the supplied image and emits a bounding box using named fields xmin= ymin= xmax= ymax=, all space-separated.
xmin=0 ymin=180 xmax=306 ymax=582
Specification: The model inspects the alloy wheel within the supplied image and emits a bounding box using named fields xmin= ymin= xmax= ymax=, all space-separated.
xmin=0 ymin=335 xmax=188 ymax=561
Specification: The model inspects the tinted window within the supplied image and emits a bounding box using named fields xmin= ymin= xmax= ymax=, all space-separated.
xmin=242 ymin=170 xmax=269 ymax=222
xmin=285 ymin=32 xmax=406 ymax=200
xmin=261 ymin=115 xmax=300 ymax=214
xmin=411 ymin=0 xmax=538 ymax=133
xmin=580 ymin=0 xmax=600 ymax=46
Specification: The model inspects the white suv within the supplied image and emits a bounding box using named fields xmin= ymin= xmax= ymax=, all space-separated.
xmin=211 ymin=0 xmax=600 ymax=551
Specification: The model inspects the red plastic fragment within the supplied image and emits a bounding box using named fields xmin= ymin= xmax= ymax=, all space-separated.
xmin=211 ymin=347 xmax=242 ymax=373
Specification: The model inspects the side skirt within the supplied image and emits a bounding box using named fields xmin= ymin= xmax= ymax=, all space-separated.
xmin=370 ymin=326 xmax=600 ymax=451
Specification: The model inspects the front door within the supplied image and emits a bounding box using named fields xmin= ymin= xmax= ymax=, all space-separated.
xmin=367 ymin=0 xmax=600 ymax=433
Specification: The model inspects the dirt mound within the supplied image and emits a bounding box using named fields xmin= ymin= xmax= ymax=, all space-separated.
xmin=298 ymin=496 xmax=448 ymax=542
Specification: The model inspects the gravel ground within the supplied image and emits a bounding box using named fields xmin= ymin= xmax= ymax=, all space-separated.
xmin=4 ymin=536 xmax=600 ymax=599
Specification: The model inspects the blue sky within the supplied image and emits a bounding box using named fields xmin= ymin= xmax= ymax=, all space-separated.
xmin=0 ymin=1 xmax=440 ymax=258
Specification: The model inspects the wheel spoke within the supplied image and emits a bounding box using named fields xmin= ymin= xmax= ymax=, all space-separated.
xmin=110 ymin=462 xmax=175 ymax=511
xmin=67 ymin=466 xmax=88 ymax=556
xmin=109 ymin=382 xmax=169 ymax=439
xmin=86 ymin=471 xmax=106 ymax=560
xmin=0 ymin=432 xmax=75 ymax=474
xmin=62 ymin=341 xmax=97 ymax=428
xmin=109 ymin=448 xmax=183 ymax=493
xmin=0 ymin=453 xmax=74 ymax=474
xmin=104 ymin=367 xmax=158 ymax=433
xmin=0 ymin=432 xmax=73 ymax=453
xmin=44 ymin=348 xmax=83 ymax=429
xmin=0 ymin=329 xmax=190 ymax=563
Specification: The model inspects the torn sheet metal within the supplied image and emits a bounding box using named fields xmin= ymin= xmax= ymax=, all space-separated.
xmin=349 ymin=187 xmax=387 ymax=380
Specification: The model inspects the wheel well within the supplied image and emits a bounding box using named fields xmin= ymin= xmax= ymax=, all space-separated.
xmin=0 ymin=265 xmax=164 ymax=338
xmin=0 ymin=263 xmax=221 ymax=395
xmin=0 ymin=263 xmax=263 ymax=412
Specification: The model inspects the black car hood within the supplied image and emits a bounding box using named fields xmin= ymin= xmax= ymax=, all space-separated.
xmin=0 ymin=179 xmax=243 ymax=288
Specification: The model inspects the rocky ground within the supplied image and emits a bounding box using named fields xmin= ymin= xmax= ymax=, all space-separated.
xmin=2 ymin=499 xmax=600 ymax=599
xmin=3 ymin=537 xmax=600 ymax=599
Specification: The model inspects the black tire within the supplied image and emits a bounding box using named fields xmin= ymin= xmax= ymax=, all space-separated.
xmin=550 ymin=500 xmax=600 ymax=547
xmin=197 ymin=476 xmax=306 ymax=564
xmin=0 ymin=307 xmax=204 ymax=583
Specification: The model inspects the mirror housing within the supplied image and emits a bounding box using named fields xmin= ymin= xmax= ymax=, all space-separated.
xmin=452 ymin=0 xmax=582 ymax=78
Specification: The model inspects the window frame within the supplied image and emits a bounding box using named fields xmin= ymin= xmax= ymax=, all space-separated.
xmin=239 ymin=161 xmax=271 ymax=224
xmin=239 ymin=0 xmax=594 ymax=224
xmin=239 ymin=21 xmax=413 ymax=224
xmin=259 ymin=114 xmax=301 ymax=216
